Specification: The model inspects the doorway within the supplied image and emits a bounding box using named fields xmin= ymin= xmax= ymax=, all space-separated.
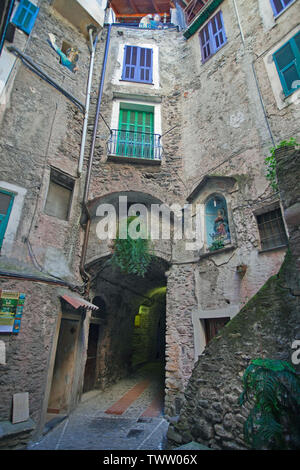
xmin=83 ymin=323 xmax=100 ymax=393
xmin=47 ymin=316 xmax=80 ymax=415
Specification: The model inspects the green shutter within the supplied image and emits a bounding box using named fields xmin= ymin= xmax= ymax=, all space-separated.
xmin=0 ymin=189 xmax=14 ymax=249
xmin=273 ymin=32 xmax=300 ymax=97
xmin=117 ymin=108 xmax=154 ymax=159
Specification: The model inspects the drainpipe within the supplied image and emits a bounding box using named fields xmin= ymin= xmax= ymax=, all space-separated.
xmin=80 ymin=24 xmax=112 ymax=291
xmin=78 ymin=25 xmax=98 ymax=176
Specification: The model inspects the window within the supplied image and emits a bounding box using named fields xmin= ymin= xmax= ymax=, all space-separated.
xmin=11 ymin=0 xmax=39 ymax=35
xmin=0 ymin=189 xmax=14 ymax=249
xmin=270 ymin=0 xmax=295 ymax=16
xmin=115 ymin=105 xmax=155 ymax=159
xmin=204 ymin=317 xmax=230 ymax=343
xmin=122 ymin=46 xmax=153 ymax=84
xmin=273 ymin=32 xmax=300 ymax=97
xmin=256 ymin=208 xmax=288 ymax=251
xmin=205 ymin=195 xmax=231 ymax=249
xmin=44 ymin=169 xmax=74 ymax=221
xmin=199 ymin=10 xmax=227 ymax=63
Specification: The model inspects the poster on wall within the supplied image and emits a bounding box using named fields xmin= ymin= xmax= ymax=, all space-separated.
xmin=0 ymin=291 xmax=26 ymax=334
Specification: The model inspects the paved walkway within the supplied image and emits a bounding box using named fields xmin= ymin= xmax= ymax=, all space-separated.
xmin=28 ymin=363 xmax=169 ymax=450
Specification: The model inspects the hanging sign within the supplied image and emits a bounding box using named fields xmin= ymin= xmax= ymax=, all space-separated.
xmin=0 ymin=291 xmax=26 ymax=334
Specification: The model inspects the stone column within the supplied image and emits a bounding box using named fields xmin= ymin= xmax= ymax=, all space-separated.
xmin=275 ymin=147 xmax=300 ymax=274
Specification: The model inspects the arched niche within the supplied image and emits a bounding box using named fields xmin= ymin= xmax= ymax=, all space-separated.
xmin=204 ymin=194 xmax=231 ymax=248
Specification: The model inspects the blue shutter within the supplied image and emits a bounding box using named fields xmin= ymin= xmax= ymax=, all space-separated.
xmin=210 ymin=11 xmax=226 ymax=53
xmin=0 ymin=0 xmax=15 ymax=55
xmin=273 ymin=32 xmax=300 ymax=96
xmin=199 ymin=11 xmax=227 ymax=63
xmin=270 ymin=0 xmax=294 ymax=16
xmin=122 ymin=45 xmax=153 ymax=83
xmin=12 ymin=0 xmax=39 ymax=35
xmin=0 ymin=189 xmax=14 ymax=249
xmin=200 ymin=24 xmax=211 ymax=63
xmin=138 ymin=48 xmax=153 ymax=83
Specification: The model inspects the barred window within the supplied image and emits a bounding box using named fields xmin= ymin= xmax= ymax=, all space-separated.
xmin=256 ymin=208 xmax=288 ymax=251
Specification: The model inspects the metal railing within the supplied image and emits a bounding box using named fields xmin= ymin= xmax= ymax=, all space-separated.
xmin=107 ymin=129 xmax=163 ymax=161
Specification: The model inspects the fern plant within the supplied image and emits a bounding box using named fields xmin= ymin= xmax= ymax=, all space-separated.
xmin=239 ymin=358 xmax=300 ymax=449
xmin=110 ymin=216 xmax=153 ymax=277
xmin=265 ymin=138 xmax=299 ymax=191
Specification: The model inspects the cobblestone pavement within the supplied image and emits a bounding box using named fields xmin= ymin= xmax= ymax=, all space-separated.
xmin=28 ymin=363 xmax=169 ymax=450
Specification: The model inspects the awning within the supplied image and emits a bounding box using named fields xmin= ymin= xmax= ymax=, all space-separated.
xmin=61 ymin=294 xmax=99 ymax=311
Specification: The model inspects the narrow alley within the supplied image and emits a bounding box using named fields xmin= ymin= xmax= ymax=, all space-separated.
xmin=28 ymin=363 xmax=169 ymax=450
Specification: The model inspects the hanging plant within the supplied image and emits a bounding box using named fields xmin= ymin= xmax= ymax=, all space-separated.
xmin=264 ymin=138 xmax=299 ymax=191
xmin=110 ymin=216 xmax=153 ymax=277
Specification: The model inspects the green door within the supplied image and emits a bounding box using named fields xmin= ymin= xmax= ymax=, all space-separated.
xmin=117 ymin=108 xmax=154 ymax=159
xmin=0 ymin=189 xmax=14 ymax=249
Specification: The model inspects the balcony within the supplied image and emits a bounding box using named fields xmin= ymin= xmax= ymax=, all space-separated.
xmin=107 ymin=129 xmax=163 ymax=164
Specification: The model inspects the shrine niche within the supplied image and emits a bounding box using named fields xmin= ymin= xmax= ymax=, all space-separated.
xmin=205 ymin=194 xmax=231 ymax=250
xmin=186 ymin=175 xmax=238 ymax=253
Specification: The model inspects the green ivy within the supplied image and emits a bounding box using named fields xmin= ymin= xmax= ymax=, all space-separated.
xmin=265 ymin=138 xmax=299 ymax=191
xmin=110 ymin=216 xmax=153 ymax=277
xmin=239 ymin=358 xmax=300 ymax=449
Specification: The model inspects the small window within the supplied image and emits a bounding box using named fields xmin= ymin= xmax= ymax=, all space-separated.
xmin=0 ymin=189 xmax=14 ymax=249
xmin=273 ymin=32 xmax=300 ymax=97
xmin=11 ymin=0 xmax=39 ymax=35
xmin=204 ymin=317 xmax=230 ymax=344
xmin=44 ymin=169 xmax=74 ymax=221
xmin=122 ymin=45 xmax=153 ymax=84
xmin=256 ymin=208 xmax=288 ymax=251
xmin=199 ymin=11 xmax=227 ymax=63
xmin=270 ymin=0 xmax=295 ymax=17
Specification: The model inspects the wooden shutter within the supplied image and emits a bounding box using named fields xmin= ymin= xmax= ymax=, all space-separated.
xmin=200 ymin=24 xmax=211 ymax=62
xmin=199 ymin=11 xmax=227 ymax=63
xmin=122 ymin=46 xmax=153 ymax=83
xmin=273 ymin=32 xmax=300 ymax=96
xmin=12 ymin=0 xmax=39 ymax=35
xmin=270 ymin=0 xmax=294 ymax=16
xmin=211 ymin=11 xmax=226 ymax=52
xmin=138 ymin=48 xmax=153 ymax=83
xmin=0 ymin=189 xmax=14 ymax=249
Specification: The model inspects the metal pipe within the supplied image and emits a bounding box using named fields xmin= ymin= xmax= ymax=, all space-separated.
xmin=83 ymin=24 xmax=112 ymax=204
xmin=78 ymin=28 xmax=98 ymax=176
xmin=0 ymin=270 xmax=75 ymax=287
xmin=80 ymin=25 xmax=112 ymax=289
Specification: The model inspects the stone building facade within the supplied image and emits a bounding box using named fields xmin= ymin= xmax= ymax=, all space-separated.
xmin=0 ymin=0 xmax=299 ymax=447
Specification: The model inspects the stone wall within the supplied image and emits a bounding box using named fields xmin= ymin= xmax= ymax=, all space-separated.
xmin=166 ymin=149 xmax=300 ymax=449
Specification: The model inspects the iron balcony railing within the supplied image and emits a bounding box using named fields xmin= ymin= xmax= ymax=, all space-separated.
xmin=107 ymin=129 xmax=163 ymax=161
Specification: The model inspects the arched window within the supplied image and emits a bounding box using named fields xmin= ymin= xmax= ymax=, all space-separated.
xmin=205 ymin=195 xmax=231 ymax=249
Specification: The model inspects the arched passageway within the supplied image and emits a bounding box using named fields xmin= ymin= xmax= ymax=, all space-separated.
xmin=82 ymin=255 xmax=169 ymax=415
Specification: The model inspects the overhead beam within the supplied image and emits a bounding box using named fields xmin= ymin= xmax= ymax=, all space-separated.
xmin=115 ymin=12 xmax=170 ymax=17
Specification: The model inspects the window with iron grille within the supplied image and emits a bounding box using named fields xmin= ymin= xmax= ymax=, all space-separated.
xmin=270 ymin=0 xmax=296 ymax=17
xmin=199 ymin=10 xmax=227 ymax=63
xmin=256 ymin=208 xmax=288 ymax=251
xmin=273 ymin=31 xmax=300 ymax=97
xmin=122 ymin=45 xmax=153 ymax=84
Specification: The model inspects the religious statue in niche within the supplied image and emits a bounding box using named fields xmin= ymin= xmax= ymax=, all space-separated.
xmin=205 ymin=196 xmax=231 ymax=251
xmin=212 ymin=208 xmax=231 ymax=244
xmin=47 ymin=33 xmax=79 ymax=73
